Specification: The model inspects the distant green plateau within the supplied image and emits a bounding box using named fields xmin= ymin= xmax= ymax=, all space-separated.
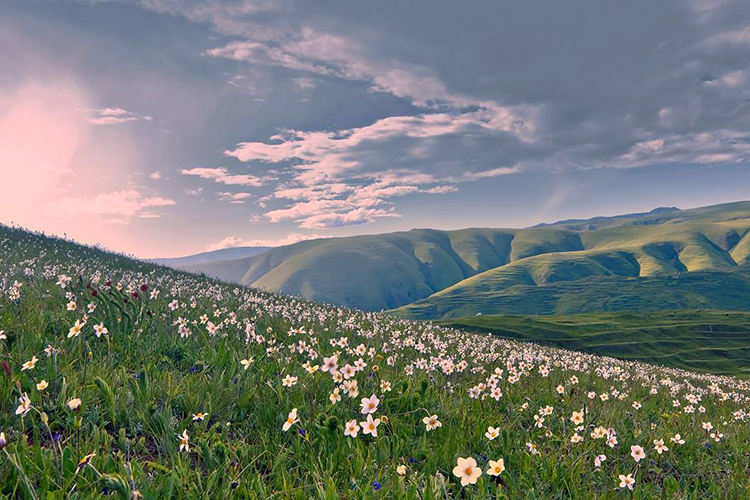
xmin=176 ymin=200 xmax=750 ymax=319
xmin=438 ymin=310 xmax=750 ymax=378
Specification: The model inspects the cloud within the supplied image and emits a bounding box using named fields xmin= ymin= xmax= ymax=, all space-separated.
xmin=224 ymin=111 xmax=524 ymax=227
xmin=206 ymin=232 xmax=328 ymax=251
xmin=181 ymin=167 xmax=266 ymax=187
xmin=299 ymin=207 xmax=401 ymax=229
xmin=422 ymin=185 xmax=458 ymax=194
xmin=149 ymin=171 xmax=162 ymax=180
xmin=217 ymin=191 xmax=253 ymax=204
xmin=52 ymin=189 xmax=176 ymax=224
xmin=83 ymin=107 xmax=154 ymax=125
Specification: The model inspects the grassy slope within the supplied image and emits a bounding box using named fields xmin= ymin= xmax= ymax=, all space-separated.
xmin=5 ymin=226 xmax=750 ymax=498
xmin=394 ymin=202 xmax=750 ymax=319
xmin=439 ymin=310 xmax=750 ymax=378
xmin=184 ymin=201 xmax=750 ymax=315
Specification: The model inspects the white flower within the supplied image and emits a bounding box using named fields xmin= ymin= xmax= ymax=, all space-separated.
xmin=282 ymin=408 xmax=298 ymax=432
xmin=485 ymin=426 xmax=500 ymax=440
xmin=360 ymin=394 xmax=380 ymax=414
xmin=486 ymin=458 xmax=505 ymax=476
xmin=422 ymin=414 xmax=442 ymax=431
xmin=178 ymin=430 xmax=190 ymax=452
xmin=344 ymin=419 xmax=360 ymax=438
xmin=360 ymin=414 xmax=381 ymax=437
xmin=619 ymin=473 xmax=635 ymax=490
xmin=452 ymin=457 xmax=482 ymax=486
xmin=630 ymin=445 xmax=645 ymax=462
xmin=15 ymin=393 xmax=31 ymax=416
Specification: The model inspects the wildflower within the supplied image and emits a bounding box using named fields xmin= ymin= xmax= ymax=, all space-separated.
xmin=282 ymin=375 xmax=298 ymax=387
xmin=360 ymin=414 xmax=381 ymax=437
xmin=422 ymin=414 xmax=441 ymax=431
xmin=76 ymin=453 xmax=96 ymax=473
xmin=594 ymin=454 xmax=606 ymax=467
xmin=321 ymin=355 xmax=338 ymax=373
xmin=526 ymin=442 xmax=540 ymax=455
xmin=397 ymin=464 xmax=407 ymax=476
xmin=571 ymin=433 xmax=584 ymax=443
xmin=68 ymin=319 xmax=86 ymax=338
xmin=36 ymin=380 xmax=48 ymax=391
xmin=93 ymin=323 xmax=108 ymax=338
xmin=329 ymin=387 xmax=341 ymax=405
xmin=380 ymin=381 xmax=392 ymax=392
xmin=68 ymin=398 xmax=82 ymax=411
xmin=490 ymin=387 xmax=502 ymax=400
xmin=240 ymin=358 xmax=254 ymax=370
xmin=630 ymin=445 xmax=645 ymax=462
xmin=486 ymin=458 xmax=505 ymax=476
xmin=619 ymin=473 xmax=635 ymax=490
xmin=341 ymin=364 xmax=356 ymax=379
xmin=632 ymin=401 xmax=641 ymax=410
xmin=0 ymin=432 xmax=6 ymax=451
xmin=570 ymin=410 xmax=584 ymax=425
xmin=66 ymin=301 xmax=77 ymax=311
xmin=283 ymin=408 xmax=298 ymax=432
xmin=192 ymin=412 xmax=208 ymax=421
xmin=485 ymin=426 xmax=500 ymax=440
xmin=0 ymin=330 xmax=6 ymax=340
xmin=360 ymin=394 xmax=380 ymax=414
xmin=21 ymin=356 xmax=38 ymax=371
xmin=653 ymin=439 xmax=669 ymax=454
xmin=370 ymin=481 xmax=382 ymax=491
xmin=453 ymin=457 xmax=482 ymax=486
xmin=556 ymin=385 xmax=564 ymax=394
xmin=344 ymin=419 xmax=360 ymax=438
xmin=57 ymin=275 xmax=71 ymax=288
xmin=15 ymin=393 xmax=31 ymax=416
xmin=178 ymin=430 xmax=190 ymax=452
xmin=670 ymin=433 xmax=685 ymax=445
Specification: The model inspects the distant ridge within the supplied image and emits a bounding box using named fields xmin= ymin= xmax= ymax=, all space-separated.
xmin=533 ymin=206 xmax=681 ymax=229
xmin=150 ymin=246 xmax=270 ymax=268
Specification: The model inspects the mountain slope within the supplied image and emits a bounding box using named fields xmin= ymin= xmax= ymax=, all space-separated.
xmin=150 ymin=246 xmax=269 ymax=268
xmin=184 ymin=200 xmax=750 ymax=314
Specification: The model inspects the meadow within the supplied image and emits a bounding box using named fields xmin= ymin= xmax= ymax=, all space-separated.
xmin=3 ymin=224 xmax=750 ymax=499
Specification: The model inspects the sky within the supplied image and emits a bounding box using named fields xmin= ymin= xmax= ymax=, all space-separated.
xmin=2 ymin=0 xmax=750 ymax=258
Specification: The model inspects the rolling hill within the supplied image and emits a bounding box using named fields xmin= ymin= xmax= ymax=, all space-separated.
xmin=180 ymin=201 xmax=750 ymax=317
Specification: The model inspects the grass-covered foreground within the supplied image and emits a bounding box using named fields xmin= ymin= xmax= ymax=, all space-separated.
xmin=2 ymin=225 xmax=750 ymax=499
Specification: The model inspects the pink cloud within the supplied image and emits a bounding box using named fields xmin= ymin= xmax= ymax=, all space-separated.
xmin=299 ymin=208 xmax=401 ymax=229
xmin=181 ymin=167 xmax=266 ymax=187
xmin=83 ymin=107 xmax=154 ymax=125
xmin=52 ymin=189 xmax=176 ymax=224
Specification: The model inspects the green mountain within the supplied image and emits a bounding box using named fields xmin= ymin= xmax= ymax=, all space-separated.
xmin=183 ymin=201 xmax=750 ymax=317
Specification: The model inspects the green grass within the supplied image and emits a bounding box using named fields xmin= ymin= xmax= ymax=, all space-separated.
xmin=181 ymin=200 xmax=750 ymax=316
xmin=393 ymin=267 xmax=750 ymax=319
xmin=4 ymin=225 xmax=750 ymax=498
xmin=438 ymin=310 xmax=750 ymax=378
